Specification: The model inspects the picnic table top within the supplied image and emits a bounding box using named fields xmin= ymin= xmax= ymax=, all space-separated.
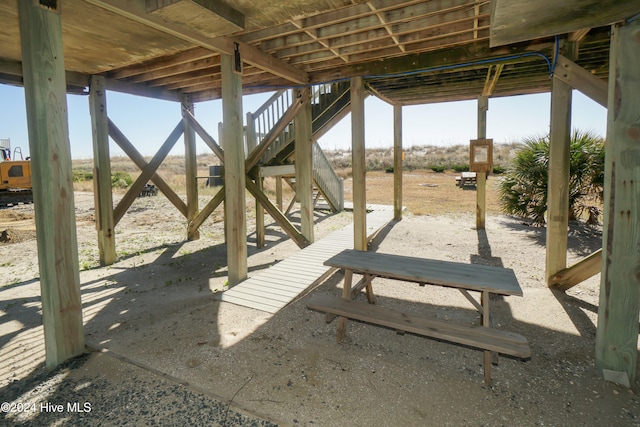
xmin=324 ymin=249 xmax=522 ymax=296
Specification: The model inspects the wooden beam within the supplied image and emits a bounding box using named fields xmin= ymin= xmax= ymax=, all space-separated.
xmin=295 ymin=87 xmax=314 ymax=243
xmin=221 ymin=53 xmax=247 ymax=286
xmin=545 ymin=76 xmax=572 ymax=285
xmin=182 ymin=95 xmax=199 ymax=240
xmin=182 ymin=108 xmax=224 ymax=162
xmin=309 ymin=39 xmax=555 ymax=84
xmin=550 ymin=249 xmax=602 ymax=290
xmin=258 ymin=164 xmax=296 ymax=177
xmin=104 ymin=77 xmax=182 ymax=102
xmin=245 ymin=179 xmax=309 ymax=248
xmin=393 ymin=104 xmax=402 ymax=221
xmin=188 ymin=186 xmax=225 ymax=237
xmin=554 ymin=55 xmax=608 ymax=108
xmin=0 ymin=57 xmax=90 ymax=94
xmin=476 ymin=96 xmax=488 ymax=230
xmin=482 ymin=64 xmax=504 ymax=97
xmin=490 ymin=0 xmax=640 ymax=47
xmin=596 ymin=20 xmax=640 ymax=388
xmin=145 ymin=0 xmax=245 ymax=30
xmin=18 ymin=0 xmax=84 ymax=370
xmin=113 ymin=121 xmax=184 ymax=225
xmin=109 ymin=119 xmax=188 ymax=218
xmin=86 ymin=0 xmax=308 ymax=84
xmin=351 ymin=76 xmax=367 ymax=251
xmin=89 ymin=76 xmax=117 ymax=266
xmin=569 ymin=28 xmax=592 ymax=42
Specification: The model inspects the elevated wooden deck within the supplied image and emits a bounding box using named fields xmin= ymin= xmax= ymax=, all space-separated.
xmin=218 ymin=208 xmax=395 ymax=313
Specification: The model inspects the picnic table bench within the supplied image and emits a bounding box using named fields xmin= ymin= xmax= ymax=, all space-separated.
xmin=307 ymin=249 xmax=530 ymax=384
xmin=455 ymin=171 xmax=477 ymax=187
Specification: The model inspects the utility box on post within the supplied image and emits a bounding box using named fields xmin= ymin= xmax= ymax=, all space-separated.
xmin=469 ymin=139 xmax=493 ymax=174
xmin=208 ymin=165 xmax=223 ymax=187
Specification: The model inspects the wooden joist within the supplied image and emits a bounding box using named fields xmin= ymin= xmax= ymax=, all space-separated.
xmin=307 ymin=295 xmax=531 ymax=359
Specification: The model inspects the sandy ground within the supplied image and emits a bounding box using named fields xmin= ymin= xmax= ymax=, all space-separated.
xmin=1 ymin=189 xmax=640 ymax=426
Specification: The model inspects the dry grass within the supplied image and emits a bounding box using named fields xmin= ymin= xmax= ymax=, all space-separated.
xmin=354 ymin=170 xmax=502 ymax=216
xmin=324 ymin=143 xmax=521 ymax=173
xmin=71 ymin=146 xmax=506 ymax=216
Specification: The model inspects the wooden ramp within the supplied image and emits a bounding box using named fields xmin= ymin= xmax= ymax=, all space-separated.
xmin=218 ymin=209 xmax=395 ymax=313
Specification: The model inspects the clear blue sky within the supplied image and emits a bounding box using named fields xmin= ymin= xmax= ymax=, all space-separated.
xmin=0 ymin=83 xmax=606 ymax=159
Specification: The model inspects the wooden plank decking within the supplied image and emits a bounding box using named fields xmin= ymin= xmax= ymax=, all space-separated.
xmin=218 ymin=209 xmax=395 ymax=313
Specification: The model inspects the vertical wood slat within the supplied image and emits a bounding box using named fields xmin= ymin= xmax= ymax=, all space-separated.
xmin=351 ymin=76 xmax=367 ymax=251
xmin=596 ymin=20 xmax=640 ymax=388
xmin=256 ymin=177 xmax=265 ymax=248
xmin=221 ymin=53 xmax=247 ymax=286
xmin=18 ymin=1 xmax=84 ymax=369
xmin=295 ymin=87 xmax=314 ymax=243
xmin=183 ymin=94 xmax=199 ymax=240
xmin=89 ymin=75 xmax=116 ymax=265
xmin=393 ymin=104 xmax=403 ymax=221
xmin=545 ymin=75 xmax=572 ymax=284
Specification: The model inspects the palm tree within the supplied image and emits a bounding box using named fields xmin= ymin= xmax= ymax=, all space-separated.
xmin=499 ymin=130 xmax=605 ymax=225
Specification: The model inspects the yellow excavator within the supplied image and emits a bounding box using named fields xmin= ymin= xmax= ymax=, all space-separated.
xmin=0 ymin=139 xmax=33 ymax=207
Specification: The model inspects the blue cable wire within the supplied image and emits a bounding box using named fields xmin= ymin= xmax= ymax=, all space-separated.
xmin=550 ymin=35 xmax=560 ymax=77
xmin=244 ymin=52 xmax=554 ymax=90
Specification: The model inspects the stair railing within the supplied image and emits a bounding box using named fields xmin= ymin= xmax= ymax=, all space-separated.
xmin=246 ymin=85 xmax=346 ymax=212
xmin=312 ymin=142 xmax=344 ymax=211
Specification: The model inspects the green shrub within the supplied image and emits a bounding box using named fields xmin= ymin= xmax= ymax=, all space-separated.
xmin=452 ymin=164 xmax=469 ymax=172
xmin=430 ymin=165 xmax=446 ymax=173
xmin=492 ymin=165 xmax=506 ymax=175
xmin=385 ymin=166 xmax=394 ymax=173
xmin=499 ymin=130 xmax=605 ymax=224
xmin=112 ymin=172 xmax=133 ymax=188
xmin=72 ymin=171 xmax=93 ymax=182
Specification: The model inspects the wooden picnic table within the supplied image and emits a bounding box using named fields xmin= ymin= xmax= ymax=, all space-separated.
xmin=455 ymin=171 xmax=477 ymax=187
xmin=307 ymin=249 xmax=530 ymax=384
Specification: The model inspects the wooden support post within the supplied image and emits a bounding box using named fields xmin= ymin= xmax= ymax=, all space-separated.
xmin=596 ymin=20 xmax=640 ymax=388
xmin=337 ymin=270 xmax=353 ymax=341
xmin=218 ymin=121 xmax=228 ymax=243
xmin=295 ymin=87 xmax=314 ymax=243
xmin=247 ymin=110 xmax=264 ymax=247
xmin=351 ymin=77 xmax=367 ymax=251
xmin=393 ymin=104 xmax=403 ymax=221
xmin=221 ymin=53 xmax=247 ymax=286
xmin=183 ymin=95 xmax=199 ymax=240
xmin=476 ymin=96 xmax=488 ymax=230
xmin=89 ymin=75 xmax=116 ymax=265
xmin=481 ymin=291 xmax=492 ymax=384
xmin=276 ymin=177 xmax=283 ymax=211
xmin=255 ymin=176 xmax=265 ymax=248
xmin=545 ymin=76 xmax=572 ymax=284
xmin=18 ymin=1 xmax=84 ymax=369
